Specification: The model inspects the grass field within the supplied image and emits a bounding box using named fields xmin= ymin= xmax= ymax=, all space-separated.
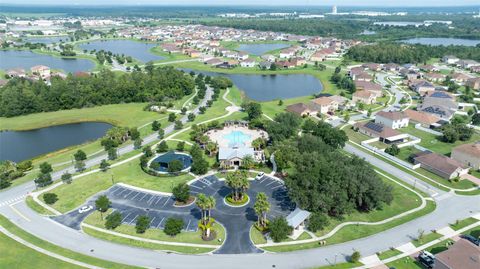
xmin=84 ymin=210 xmax=225 ymax=246
xmin=402 ymin=124 xmax=480 ymax=156
xmin=0 ymin=232 xmax=84 ymax=269
xmin=0 ymin=215 xmax=138 ymax=269
xmin=0 ymin=103 xmax=165 ymax=131
xmin=82 ymin=226 xmax=212 ymax=254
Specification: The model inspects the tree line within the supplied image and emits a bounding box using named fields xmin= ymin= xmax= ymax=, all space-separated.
xmin=0 ymin=67 xmax=195 ymax=117
xmin=346 ymin=42 xmax=480 ymax=64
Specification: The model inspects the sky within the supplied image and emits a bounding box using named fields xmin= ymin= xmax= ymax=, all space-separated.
xmin=2 ymin=0 xmax=480 ymax=7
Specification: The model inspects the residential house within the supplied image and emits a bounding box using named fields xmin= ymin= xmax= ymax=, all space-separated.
xmin=451 ymin=72 xmax=472 ymax=84
xmin=30 ymin=65 xmax=50 ymax=78
xmin=286 ymin=103 xmax=317 ymax=116
xmin=375 ymin=111 xmax=410 ymax=129
xmin=290 ymin=57 xmax=306 ymax=67
xmin=352 ymin=90 xmax=376 ymax=104
xmin=413 ymin=152 xmax=469 ymax=179
xmin=6 ymin=68 xmax=26 ymax=78
xmin=275 ymin=60 xmax=296 ymax=69
xmin=259 ymin=61 xmax=272 ymax=70
xmin=349 ymin=67 xmax=366 ymax=80
xmin=409 ymin=80 xmax=436 ymax=95
xmin=237 ymin=51 xmax=249 ymax=61
xmin=383 ymin=63 xmax=399 ymax=72
xmin=457 ymin=59 xmax=479 ymax=69
xmin=471 ymin=66 xmax=480 ymax=73
xmin=329 ymin=95 xmax=351 ymax=109
xmin=403 ymin=109 xmax=440 ymax=128
xmin=434 ymin=238 xmax=480 ymax=269
xmin=441 ymin=55 xmax=459 ymax=64
xmin=465 ymin=77 xmax=480 ymax=90
xmin=355 ymin=72 xmax=373 ymax=82
xmin=205 ymin=58 xmax=223 ymax=67
xmin=451 ymin=142 xmax=480 ymax=170
xmin=353 ymin=121 xmax=409 ymax=143
xmin=354 ymin=80 xmax=383 ymax=97
xmin=261 ymin=54 xmax=276 ymax=62
xmin=424 ymin=73 xmax=446 ymax=83
xmin=362 ymin=63 xmax=381 ymax=71
xmin=279 ymin=48 xmax=295 ymax=59
xmin=418 ymin=91 xmax=458 ymax=120
xmin=310 ymin=97 xmax=339 ymax=114
xmin=418 ymin=64 xmax=438 ymax=72
xmin=240 ymin=59 xmax=256 ymax=68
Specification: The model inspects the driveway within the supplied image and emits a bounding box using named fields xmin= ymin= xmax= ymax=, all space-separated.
xmin=52 ymin=174 xmax=295 ymax=254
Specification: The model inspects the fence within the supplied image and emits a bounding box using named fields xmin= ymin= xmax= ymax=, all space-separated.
xmin=415 ymin=123 xmax=443 ymax=136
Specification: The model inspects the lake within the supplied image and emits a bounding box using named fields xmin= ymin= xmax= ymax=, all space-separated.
xmin=78 ymin=40 xmax=165 ymax=63
xmin=237 ymin=43 xmax=290 ymax=56
xmin=0 ymin=122 xmax=112 ymax=162
xmin=0 ymin=50 xmax=95 ymax=73
xmin=401 ymin=38 xmax=480 ymax=47
xmin=25 ymin=36 xmax=70 ymax=44
xmin=182 ymin=69 xmax=323 ymax=101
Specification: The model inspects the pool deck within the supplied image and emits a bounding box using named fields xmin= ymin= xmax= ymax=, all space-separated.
xmin=206 ymin=126 xmax=268 ymax=148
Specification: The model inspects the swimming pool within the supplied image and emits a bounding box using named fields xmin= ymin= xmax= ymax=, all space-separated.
xmin=224 ymin=131 xmax=252 ymax=147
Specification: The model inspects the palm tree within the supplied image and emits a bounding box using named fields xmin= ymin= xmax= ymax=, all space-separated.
xmin=254 ymin=192 xmax=270 ymax=228
xmin=241 ymin=155 xmax=255 ymax=170
xmin=205 ymin=142 xmax=218 ymax=157
xmin=206 ymin=195 xmax=216 ymax=222
xmin=226 ymin=170 xmax=249 ymax=201
xmin=196 ymin=194 xmax=209 ymax=225
xmin=251 ymin=137 xmax=266 ymax=151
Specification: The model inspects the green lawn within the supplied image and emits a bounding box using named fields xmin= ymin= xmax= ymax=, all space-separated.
xmin=0 ymin=103 xmax=163 ymax=131
xmin=344 ymin=127 xmax=372 ymax=144
xmin=84 ymin=210 xmax=224 ymax=246
xmin=42 ymin=158 xmax=194 ymax=213
xmin=377 ymin=248 xmax=402 ymax=260
xmin=25 ymin=196 xmax=54 ymax=215
xmin=250 ymin=226 xmax=267 ymax=244
xmin=450 ymin=217 xmax=479 ymax=231
xmin=396 ymin=146 xmax=421 ymax=162
xmin=402 ymin=124 xmax=480 ymax=156
xmin=0 ymin=215 xmax=138 ymax=269
xmin=412 ymin=232 xmax=442 ymax=247
xmin=261 ymin=94 xmax=316 ymax=119
xmin=312 ymin=262 xmax=362 ymax=269
xmin=82 ymin=226 xmax=213 ymax=254
xmin=0 ymin=232 xmax=84 ymax=269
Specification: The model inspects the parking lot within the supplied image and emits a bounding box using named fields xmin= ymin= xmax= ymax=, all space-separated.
xmin=53 ymin=174 xmax=295 ymax=254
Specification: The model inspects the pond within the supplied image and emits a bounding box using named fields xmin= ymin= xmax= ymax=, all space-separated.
xmin=0 ymin=50 xmax=95 ymax=73
xmin=237 ymin=43 xmax=290 ymax=56
xmin=401 ymin=38 xmax=480 ymax=47
xmin=0 ymin=122 xmax=112 ymax=162
xmin=78 ymin=40 xmax=165 ymax=63
xmin=25 ymin=36 xmax=70 ymax=44
xmin=181 ymin=69 xmax=323 ymax=101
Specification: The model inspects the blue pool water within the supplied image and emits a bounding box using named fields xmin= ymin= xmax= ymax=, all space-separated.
xmin=224 ymin=131 xmax=251 ymax=147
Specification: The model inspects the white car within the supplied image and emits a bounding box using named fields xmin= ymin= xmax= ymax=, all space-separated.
xmin=78 ymin=205 xmax=93 ymax=214
xmin=255 ymin=172 xmax=265 ymax=180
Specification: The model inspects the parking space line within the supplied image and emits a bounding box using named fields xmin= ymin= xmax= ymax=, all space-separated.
xmin=131 ymin=191 xmax=141 ymax=200
xmin=190 ymin=190 xmax=199 ymax=194
xmin=259 ymin=178 xmax=267 ymax=184
xmin=141 ymin=194 xmax=151 ymax=202
xmin=190 ymin=184 xmax=203 ymax=190
xmin=265 ymin=181 xmax=276 ymax=186
xmin=157 ymin=217 xmax=165 ymax=228
xmin=147 ymin=195 xmax=156 ymax=204
xmin=149 ymin=217 xmax=156 ymax=226
xmin=128 ymin=215 xmax=138 ymax=225
xmin=138 ymin=193 xmax=147 ymax=201
xmin=185 ymin=219 xmax=191 ymax=231
xmin=162 ymin=198 xmax=170 ymax=207
xmin=117 ymin=189 xmax=128 ymax=196
xmin=121 ymin=213 xmax=131 ymax=222
xmin=154 ymin=197 xmax=164 ymax=206
xmin=271 ymin=184 xmax=283 ymax=190
xmin=122 ymin=190 xmax=133 ymax=198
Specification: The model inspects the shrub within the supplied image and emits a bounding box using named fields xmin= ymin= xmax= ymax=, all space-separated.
xmin=172 ymin=183 xmax=190 ymax=203
xmin=43 ymin=193 xmax=58 ymax=205
xmin=164 ymin=218 xmax=184 ymax=237
xmin=269 ymin=217 xmax=292 ymax=242
xmin=350 ymin=251 xmax=361 ymax=263
xmin=105 ymin=211 xmax=122 ymax=230
xmin=307 ymin=212 xmax=330 ymax=232
xmin=135 ymin=215 xmax=151 ymax=234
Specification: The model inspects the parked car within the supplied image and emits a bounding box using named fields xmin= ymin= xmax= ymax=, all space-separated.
xmin=78 ymin=205 xmax=93 ymax=213
xmin=417 ymin=250 xmax=435 ymax=269
xmin=255 ymin=172 xmax=265 ymax=180
xmin=460 ymin=234 xmax=480 ymax=246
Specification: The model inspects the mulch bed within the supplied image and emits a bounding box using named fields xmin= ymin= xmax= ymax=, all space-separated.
xmin=174 ymin=196 xmax=195 ymax=206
